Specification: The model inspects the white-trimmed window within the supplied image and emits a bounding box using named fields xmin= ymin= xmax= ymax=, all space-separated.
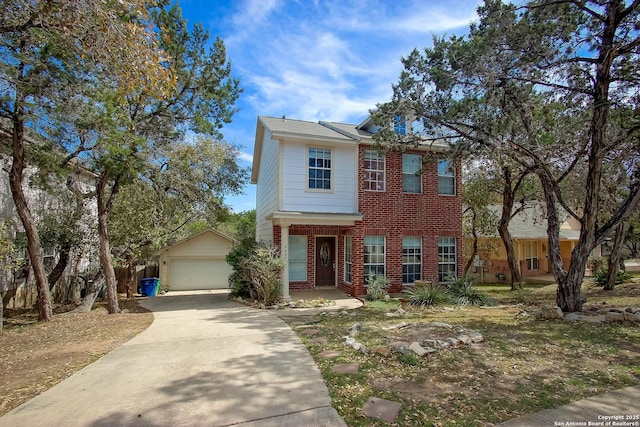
xmin=364 ymin=149 xmax=385 ymax=191
xmin=402 ymin=153 xmax=421 ymax=193
xmin=438 ymin=160 xmax=455 ymax=195
xmin=394 ymin=115 xmax=406 ymax=135
xmin=364 ymin=236 xmax=385 ymax=283
xmin=308 ymin=147 xmax=331 ymax=190
xmin=525 ymin=241 xmax=539 ymax=270
xmin=289 ymin=235 xmax=307 ymax=281
xmin=402 ymin=237 xmax=422 ymax=284
xmin=344 ymin=236 xmax=352 ymax=283
xmin=438 ymin=236 xmax=456 ymax=282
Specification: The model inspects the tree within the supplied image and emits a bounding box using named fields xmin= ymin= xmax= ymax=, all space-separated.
xmin=61 ymin=3 xmax=243 ymax=313
xmin=373 ymin=0 xmax=640 ymax=312
xmin=0 ymin=0 xmax=173 ymax=321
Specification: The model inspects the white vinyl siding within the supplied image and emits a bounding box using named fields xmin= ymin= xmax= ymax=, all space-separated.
xmin=281 ymin=143 xmax=357 ymax=213
xmin=255 ymin=134 xmax=280 ymax=244
xmin=402 ymin=154 xmax=421 ymax=193
xmin=289 ymin=235 xmax=307 ymax=281
xmin=364 ymin=236 xmax=385 ymax=283
xmin=402 ymin=237 xmax=422 ymax=284
xmin=438 ymin=237 xmax=456 ymax=282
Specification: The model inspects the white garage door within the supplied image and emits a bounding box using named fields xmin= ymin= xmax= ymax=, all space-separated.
xmin=169 ymin=258 xmax=232 ymax=290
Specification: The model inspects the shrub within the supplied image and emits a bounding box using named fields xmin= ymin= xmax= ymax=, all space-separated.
xmin=227 ymin=238 xmax=257 ymax=299
xmin=592 ymin=268 xmax=632 ymax=286
xmin=365 ymin=275 xmax=390 ymax=301
xmin=404 ymin=282 xmax=452 ymax=307
xmin=227 ymin=241 xmax=284 ymax=305
xmin=447 ymin=275 xmax=497 ymax=306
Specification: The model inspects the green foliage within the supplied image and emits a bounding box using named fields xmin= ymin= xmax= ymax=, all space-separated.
xmin=364 ymin=275 xmax=389 ymax=301
xmin=446 ymin=276 xmax=497 ymax=306
xmin=226 ymin=239 xmax=257 ymax=299
xmin=404 ymin=283 xmax=452 ymax=307
xmin=227 ymin=243 xmax=283 ymax=305
xmin=592 ymin=269 xmax=632 ymax=287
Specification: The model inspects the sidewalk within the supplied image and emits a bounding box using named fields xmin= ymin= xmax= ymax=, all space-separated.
xmin=0 ymin=291 xmax=346 ymax=427
xmin=496 ymin=384 xmax=640 ymax=426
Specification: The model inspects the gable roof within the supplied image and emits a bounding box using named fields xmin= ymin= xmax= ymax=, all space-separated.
xmin=484 ymin=202 xmax=580 ymax=240
xmin=159 ymin=228 xmax=236 ymax=253
xmin=252 ymin=114 xmax=450 ymax=184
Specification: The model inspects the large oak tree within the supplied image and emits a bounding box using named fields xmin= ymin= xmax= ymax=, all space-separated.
xmin=373 ymin=0 xmax=640 ymax=312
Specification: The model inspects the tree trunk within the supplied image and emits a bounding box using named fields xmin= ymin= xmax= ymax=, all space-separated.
xmin=604 ymin=222 xmax=625 ymax=291
xmin=97 ymin=173 xmax=120 ymax=314
xmin=498 ymin=167 xmax=521 ymax=289
xmin=463 ymin=208 xmax=478 ymax=276
xmin=48 ymin=243 xmax=70 ymax=291
xmin=74 ymin=271 xmax=104 ymax=313
xmin=9 ymin=109 xmax=53 ymax=321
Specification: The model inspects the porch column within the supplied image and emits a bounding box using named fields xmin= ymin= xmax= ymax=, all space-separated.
xmin=281 ymin=224 xmax=290 ymax=301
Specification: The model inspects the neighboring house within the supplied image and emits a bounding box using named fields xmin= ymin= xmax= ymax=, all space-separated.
xmin=158 ymin=229 xmax=236 ymax=291
xmin=251 ymin=115 xmax=463 ymax=298
xmin=0 ymin=123 xmax=98 ymax=305
xmin=467 ymin=203 xmax=601 ymax=282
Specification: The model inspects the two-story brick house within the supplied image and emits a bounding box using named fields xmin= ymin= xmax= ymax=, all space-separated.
xmin=251 ymin=115 xmax=462 ymax=299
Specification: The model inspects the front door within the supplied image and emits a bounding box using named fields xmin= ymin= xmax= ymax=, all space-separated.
xmin=315 ymin=237 xmax=335 ymax=286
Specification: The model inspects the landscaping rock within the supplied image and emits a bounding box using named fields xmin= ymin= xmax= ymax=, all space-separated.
xmin=310 ymin=338 xmax=328 ymax=345
xmin=537 ymin=306 xmax=564 ymax=320
xmin=300 ymin=329 xmax=320 ymax=336
xmin=636 ymin=312 xmax=640 ymax=322
xmin=391 ymin=342 xmax=411 ymax=355
xmin=428 ymin=322 xmax=453 ymax=328
xmin=361 ymin=397 xmax=402 ymax=423
xmin=580 ymin=315 xmax=605 ymax=323
xmin=318 ymin=350 xmax=341 ymax=359
xmin=606 ymin=311 xmax=625 ymax=322
xmin=372 ymin=347 xmax=391 ymax=356
xmin=332 ymin=363 xmax=359 ymax=374
xmin=623 ymin=311 xmax=639 ymax=322
xmin=409 ymin=342 xmax=429 ymax=357
xmin=468 ymin=332 xmax=484 ymax=343
xmin=382 ymin=322 xmax=408 ymax=331
xmin=564 ymin=313 xmax=581 ymax=322
xmin=456 ymin=334 xmax=472 ymax=345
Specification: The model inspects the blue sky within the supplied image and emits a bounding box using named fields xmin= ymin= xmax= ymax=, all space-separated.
xmin=178 ymin=0 xmax=481 ymax=213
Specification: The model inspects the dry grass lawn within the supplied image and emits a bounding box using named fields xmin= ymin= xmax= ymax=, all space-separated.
xmin=282 ymin=279 xmax=640 ymax=426
xmin=0 ymin=298 xmax=153 ymax=416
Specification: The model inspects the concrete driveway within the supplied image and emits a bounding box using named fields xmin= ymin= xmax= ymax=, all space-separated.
xmin=0 ymin=291 xmax=346 ymax=427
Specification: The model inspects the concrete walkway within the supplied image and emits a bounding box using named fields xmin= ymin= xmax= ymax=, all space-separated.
xmin=0 ymin=291 xmax=346 ymax=427
xmin=496 ymin=384 xmax=640 ymax=426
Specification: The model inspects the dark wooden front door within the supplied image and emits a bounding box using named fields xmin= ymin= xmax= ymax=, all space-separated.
xmin=315 ymin=237 xmax=335 ymax=286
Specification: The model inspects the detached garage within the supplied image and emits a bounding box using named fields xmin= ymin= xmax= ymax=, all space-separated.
xmin=159 ymin=229 xmax=235 ymax=291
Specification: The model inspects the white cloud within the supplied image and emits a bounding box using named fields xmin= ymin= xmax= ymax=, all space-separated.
xmin=238 ymin=151 xmax=254 ymax=163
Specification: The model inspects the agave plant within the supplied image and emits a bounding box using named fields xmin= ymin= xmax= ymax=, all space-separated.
xmin=403 ymin=282 xmax=452 ymax=307
xmin=446 ymin=275 xmax=497 ymax=306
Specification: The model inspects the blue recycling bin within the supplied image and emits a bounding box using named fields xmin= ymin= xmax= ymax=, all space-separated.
xmin=140 ymin=278 xmax=159 ymax=297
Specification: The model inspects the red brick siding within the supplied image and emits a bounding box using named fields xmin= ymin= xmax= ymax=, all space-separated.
xmin=344 ymin=146 xmax=463 ymax=296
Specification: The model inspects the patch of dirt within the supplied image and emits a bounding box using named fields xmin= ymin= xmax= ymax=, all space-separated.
xmin=0 ymin=298 xmax=153 ymax=416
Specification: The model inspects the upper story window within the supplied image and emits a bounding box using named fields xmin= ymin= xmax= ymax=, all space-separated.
xmin=438 ymin=160 xmax=455 ymax=195
xmin=394 ymin=115 xmax=406 ymax=135
xmin=364 ymin=149 xmax=385 ymax=191
xmin=402 ymin=153 xmax=422 ymax=193
xmin=308 ymin=147 xmax=331 ymax=190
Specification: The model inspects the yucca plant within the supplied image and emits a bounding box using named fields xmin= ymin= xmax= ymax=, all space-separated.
xmin=403 ymin=282 xmax=452 ymax=307
xmin=446 ymin=275 xmax=497 ymax=306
